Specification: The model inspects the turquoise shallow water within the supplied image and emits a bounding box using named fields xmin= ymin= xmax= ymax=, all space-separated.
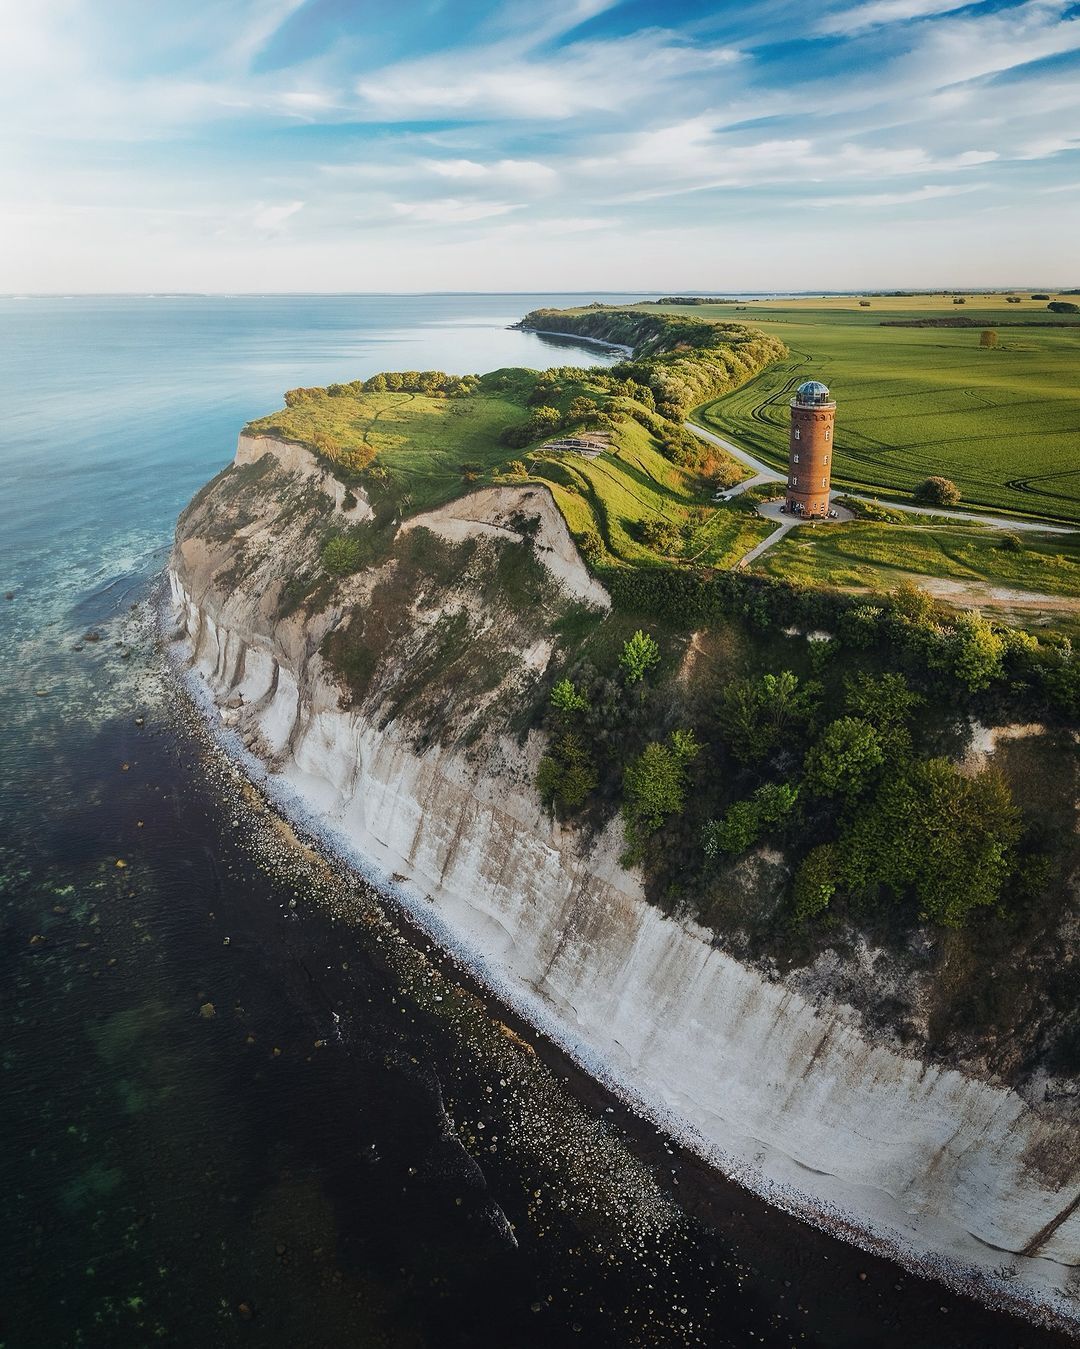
xmin=0 ymin=294 xmax=1067 ymax=1348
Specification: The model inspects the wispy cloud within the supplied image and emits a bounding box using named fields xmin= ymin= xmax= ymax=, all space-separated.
xmin=0 ymin=0 xmax=1077 ymax=289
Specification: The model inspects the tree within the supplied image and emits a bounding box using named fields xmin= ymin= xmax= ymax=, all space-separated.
xmin=843 ymin=672 xmax=921 ymax=730
xmin=528 ymin=405 xmax=563 ymax=435
xmin=567 ymin=395 xmax=600 ymax=425
xmin=979 ymin=329 xmax=998 ymax=348
xmin=792 ymin=844 xmax=840 ymax=920
xmin=619 ymin=630 xmax=661 ymax=684
xmin=536 ymin=732 xmax=598 ymax=811
xmin=718 ymin=670 xmax=817 ymax=764
xmin=622 ymin=730 xmax=700 ymax=833
xmin=840 ymin=760 xmax=1020 ymax=927
xmin=1048 ymin=301 xmax=1079 ymax=313
xmin=948 ymin=610 xmax=1006 ymax=692
xmin=321 ymin=533 xmax=364 ymax=576
xmin=804 ymin=717 xmax=884 ymax=800
xmin=914 ymin=476 xmax=961 ymax=508
xmin=550 ymin=677 xmax=590 ymax=714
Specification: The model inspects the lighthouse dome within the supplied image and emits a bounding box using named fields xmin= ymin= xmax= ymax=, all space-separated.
xmin=795 ymin=380 xmax=831 ymax=404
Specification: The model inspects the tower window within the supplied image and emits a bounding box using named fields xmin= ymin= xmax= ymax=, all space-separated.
xmin=822 ymin=478 xmax=827 ymax=487
xmin=824 ymin=456 xmax=829 ymax=464
xmin=794 ymin=428 xmax=800 ymax=441
xmin=792 ymin=453 xmax=799 ymax=463
xmin=825 ymin=428 xmax=831 ymax=440
xmin=791 ymin=475 xmax=798 ymax=485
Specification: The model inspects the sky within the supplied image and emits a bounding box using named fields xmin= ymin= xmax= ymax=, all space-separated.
xmin=1 ymin=0 xmax=1078 ymax=292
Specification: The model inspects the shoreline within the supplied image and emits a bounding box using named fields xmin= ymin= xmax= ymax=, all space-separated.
xmin=162 ymin=589 xmax=1080 ymax=1341
xmin=511 ymin=324 xmax=633 ymax=356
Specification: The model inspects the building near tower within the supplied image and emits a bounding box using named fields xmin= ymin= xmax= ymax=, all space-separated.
xmin=786 ymin=380 xmax=835 ymax=517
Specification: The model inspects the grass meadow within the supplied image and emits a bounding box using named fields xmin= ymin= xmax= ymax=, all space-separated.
xmin=675 ymin=293 xmax=1080 ymax=524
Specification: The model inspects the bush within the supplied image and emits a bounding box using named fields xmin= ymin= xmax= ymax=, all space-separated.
xmin=999 ymin=532 xmax=1023 ymax=553
xmin=1048 ymin=301 xmax=1079 ymax=313
xmin=793 ymin=844 xmax=839 ymax=920
xmin=913 ymin=476 xmax=961 ymax=507
xmin=321 ymin=533 xmax=364 ymax=576
xmin=639 ymin=518 xmax=684 ymax=555
xmin=550 ymin=677 xmax=590 ymax=714
xmin=1031 ymin=293 xmax=1050 ymax=300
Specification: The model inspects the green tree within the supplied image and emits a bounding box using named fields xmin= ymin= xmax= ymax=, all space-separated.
xmin=536 ymin=732 xmax=598 ymax=811
xmin=804 ymin=717 xmax=884 ymax=800
xmin=718 ymin=670 xmax=817 ymax=764
xmin=843 ymin=672 xmax=921 ymax=730
xmin=528 ymin=405 xmax=563 ymax=435
xmin=550 ymin=677 xmax=590 ymax=714
xmin=792 ymin=844 xmax=840 ymax=920
xmin=567 ymin=395 xmax=600 ymax=425
xmin=1048 ymin=301 xmax=1079 ymax=313
xmin=948 ymin=610 xmax=1006 ymax=692
xmin=840 ymin=760 xmax=1020 ymax=927
xmin=623 ymin=730 xmax=700 ymax=836
xmin=619 ymin=630 xmax=661 ymax=684
xmin=914 ymin=476 xmax=961 ymax=508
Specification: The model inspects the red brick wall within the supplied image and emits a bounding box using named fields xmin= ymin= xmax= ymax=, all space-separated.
xmin=787 ymin=402 xmax=835 ymax=516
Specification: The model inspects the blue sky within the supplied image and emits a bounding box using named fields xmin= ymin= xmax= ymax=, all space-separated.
xmin=2 ymin=0 xmax=1078 ymax=290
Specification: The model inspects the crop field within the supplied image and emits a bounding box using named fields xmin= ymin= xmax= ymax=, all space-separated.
xmin=666 ymin=294 xmax=1080 ymax=525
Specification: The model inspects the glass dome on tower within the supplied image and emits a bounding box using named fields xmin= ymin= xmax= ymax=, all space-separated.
xmin=794 ymin=380 xmax=831 ymax=405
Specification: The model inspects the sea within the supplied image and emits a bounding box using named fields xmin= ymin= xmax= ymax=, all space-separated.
xmin=0 ymin=294 xmax=1067 ymax=1348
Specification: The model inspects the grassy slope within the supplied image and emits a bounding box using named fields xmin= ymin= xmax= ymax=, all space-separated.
xmin=752 ymin=518 xmax=1080 ymax=597
xmin=245 ymin=367 xmax=772 ymax=569
xmin=665 ymin=294 xmax=1080 ymax=524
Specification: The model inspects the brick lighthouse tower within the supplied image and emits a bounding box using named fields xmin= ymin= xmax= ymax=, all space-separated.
xmin=786 ymin=380 xmax=835 ymax=517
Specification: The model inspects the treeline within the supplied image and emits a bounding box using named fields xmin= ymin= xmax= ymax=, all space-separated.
xmin=882 ymin=317 xmax=1080 ymax=328
xmin=596 ymin=566 xmax=1078 ymax=718
xmin=284 ymin=370 xmax=482 ymax=402
xmin=517 ymin=308 xmax=787 ymax=421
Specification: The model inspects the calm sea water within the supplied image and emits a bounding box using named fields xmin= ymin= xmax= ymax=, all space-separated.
xmin=0 ymin=295 xmax=1066 ymax=1349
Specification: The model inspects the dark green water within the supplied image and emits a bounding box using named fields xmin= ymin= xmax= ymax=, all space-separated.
xmin=0 ymin=295 xmax=1069 ymax=1347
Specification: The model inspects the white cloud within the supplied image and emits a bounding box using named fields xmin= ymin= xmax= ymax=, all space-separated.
xmin=251 ymin=200 xmax=304 ymax=232
xmin=805 ymin=183 xmax=982 ymax=207
xmin=818 ymin=0 xmax=978 ymax=36
xmin=391 ymin=198 xmax=520 ymax=224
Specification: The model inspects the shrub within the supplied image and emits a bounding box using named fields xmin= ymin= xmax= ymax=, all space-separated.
xmin=550 ymin=677 xmax=590 ymax=714
xmin=793 ymin=844 xmax=840 ymax=920
xmin=999 ymin=532 xmax=1023 ymax=552
xmin=505 ymin=459 xmax=528 ymax=478
xmin=639 ymin=518 xmax=684 ymax=555
xmin=1048 ymin=301 xmax=1079 ymax=313
xmin=619 ymin=630 xmax=661 ymax=684
xmin=914 ymin=476 xmax=961 ymax=507
xmin=1031 ymin=293 xmax=1050 ymax=300
xmin=321 ymin=533 xmax=364 ymax=576
xmin=578 ymin=527 xmax=604 ymax=564
xmin=703 ymin=781 xmax=799 ymax=858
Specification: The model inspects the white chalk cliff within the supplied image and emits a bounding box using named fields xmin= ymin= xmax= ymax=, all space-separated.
xmin=171 ymin=432 xmax=1079 ymax=1328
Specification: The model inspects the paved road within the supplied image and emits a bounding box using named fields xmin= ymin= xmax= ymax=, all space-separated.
xmin=685 ymin=419 xmax=1077 ymax=536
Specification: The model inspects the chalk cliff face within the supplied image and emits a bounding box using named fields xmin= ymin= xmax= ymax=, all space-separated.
xmin=171 ymin=432 xmax=1080 ymax=1327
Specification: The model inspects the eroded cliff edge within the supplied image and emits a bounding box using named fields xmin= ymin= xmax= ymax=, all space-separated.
xmin=170 ymin=432 xmax=1080 ymax=1326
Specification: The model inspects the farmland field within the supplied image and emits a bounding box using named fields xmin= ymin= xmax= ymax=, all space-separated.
xmin=672 ymin=294 xmax=1080 ymax=524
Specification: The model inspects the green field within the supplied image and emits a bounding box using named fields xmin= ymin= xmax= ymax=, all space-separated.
xmin=245 ymin=365 xmax=770 ymax=569
xmin=751 ymin=518 xmax=1080 ymax=634
xmin=668 ymin=294 xmax=1080 ymax=524
xmin=247 ymin=384 xmax=531 ymax=512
